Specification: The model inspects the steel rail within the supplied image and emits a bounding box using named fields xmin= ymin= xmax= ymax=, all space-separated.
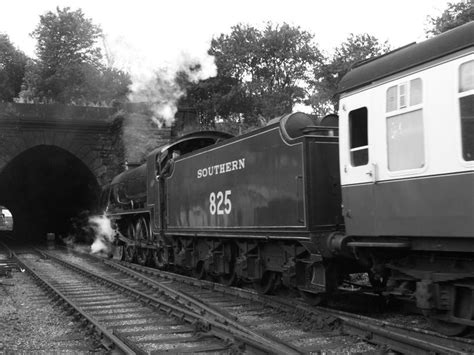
xmin=111 ymin=258 xmax=474 ymax=355
xmin=103 ymin=258 xmax=300 ymax=345
xmin=41 ymin=249 xmax=303 ymax=355
xmin=12 ymin=251 xmax=136 ymax=355
xmin=0 ymin=240 xmax=13 ymax=258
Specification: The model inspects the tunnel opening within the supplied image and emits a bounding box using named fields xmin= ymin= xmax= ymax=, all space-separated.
xmin=0 ymin=205 xmax=14 ymax=232
xmin=0 ymin=145 xmax=100 ymax=242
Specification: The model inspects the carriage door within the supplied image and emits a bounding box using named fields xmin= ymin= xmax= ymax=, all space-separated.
xmin=340 ymin=105 xmax=376 ymax=235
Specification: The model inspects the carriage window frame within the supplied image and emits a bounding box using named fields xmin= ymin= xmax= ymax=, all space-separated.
xmin=385 ymin=78 xmax=425 ymax=172
xmin=348 ymin=107 xmax=369 ymax=167
xmin=458 ymin=60 xmax=474 ymax=162
xmin=386 ymin=78 xmax=423 ymax=113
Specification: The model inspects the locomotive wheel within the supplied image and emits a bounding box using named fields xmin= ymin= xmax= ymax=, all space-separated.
xmin=113 ymin=245 xmax=124 ymax=260
xmin=152 ymin=248 xmax=166 ymax=269
xmin=253 ymin=271 xmax=278 ymax=294
xmin=123 ymin=222 xmax=136 ymax=262
xmin=299 ymin=289 xmax=326 ymax=306
xmin=135 ymin=217 xmax=150 ymax=265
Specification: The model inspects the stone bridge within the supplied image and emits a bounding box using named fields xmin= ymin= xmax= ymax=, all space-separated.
xmin=0 ymin=103 xmax=195 ymax=240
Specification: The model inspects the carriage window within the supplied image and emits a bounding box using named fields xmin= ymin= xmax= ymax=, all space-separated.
xmin=410 ymin=78 xmax=422 ymax=105
xmin=459 ymin=60 xmax=474 ymax=161
xmin=386 ymin=78 xmax=422 ymax=112
xmin=349 ymin=107 xmax=369 ymax=166
xmin=386 ymin=78 xmax=424 ymax=171
xmin=386 ymin=86 xmax=397 ymax=112
xmin=387 ymin=110 xmax=425 ymax=171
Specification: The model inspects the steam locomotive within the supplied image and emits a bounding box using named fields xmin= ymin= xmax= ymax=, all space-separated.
xmin=99 ymin=21 xmax=474 ymax=335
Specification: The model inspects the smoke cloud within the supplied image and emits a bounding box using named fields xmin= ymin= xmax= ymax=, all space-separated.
xmin=89 ymin=215 xmax=116 ymax=255
xmin=103 ymin=34 xmax=217 ymax=128
xmin=128 ymin=51 xmax=217 ymax=127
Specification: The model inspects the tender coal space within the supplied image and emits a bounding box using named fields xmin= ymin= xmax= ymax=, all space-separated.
xmin=0 ymin=145 xmax=100 ymax=241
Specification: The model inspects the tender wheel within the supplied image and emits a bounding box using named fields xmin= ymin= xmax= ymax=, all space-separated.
xmin=193 ymin=260 xmax=206 ymax=280
xmin=123 ymin=222 xmax=136 ymax=262
xmin=299 ymin=289 xmax=326 ymax=306
xmin=253 ymin=271 xmax=278 ymax=294
xmin=135 ymin=217 xmax=150 ymax=265
xmin=219 ymin=270 xmax=237 ymax=286
xmin=218 ymin=242 xmax=238 ymax=286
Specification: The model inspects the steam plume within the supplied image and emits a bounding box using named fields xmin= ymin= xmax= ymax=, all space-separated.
xmin=89 ymin=215 xmax=116 ymax=255
xmin=128 ymin=51 xmax=217 ymax=127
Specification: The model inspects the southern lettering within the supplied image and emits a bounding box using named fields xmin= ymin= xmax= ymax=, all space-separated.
xmin=197 ymin=158 xmax=245 ymax=179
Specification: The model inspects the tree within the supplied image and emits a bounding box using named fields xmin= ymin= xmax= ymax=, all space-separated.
xmin=20 ymin=7 xmax=131 ymax=105
xmin=309 ymin=34 xmax=390 ymax=116
xmin=180 ymin=22 xmax=321 ymax=126
xmin=0 ymin=34 xmax=28 ymax=102
xmin=426 ymin=0 xmax=474 ymax=36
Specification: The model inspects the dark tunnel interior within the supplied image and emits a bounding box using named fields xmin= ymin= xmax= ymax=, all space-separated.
xmin=0 ymin=145 xmax=100 ymax=241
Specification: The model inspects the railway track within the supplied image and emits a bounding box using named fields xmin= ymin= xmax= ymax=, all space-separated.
xmin=14 ymin=247 xmax=333 ymax=354
xmin=60 ymin=247 xmax=474 ymax=355
xmin=43 ymin=248 xmax=362 ymax=353
xmin=0 ymin=238 xmax=19 ymax=277
xmin=10 ymin=244 xmax=474 ymax=354
xmin=1 ymin=243 xmax=104 ymax=352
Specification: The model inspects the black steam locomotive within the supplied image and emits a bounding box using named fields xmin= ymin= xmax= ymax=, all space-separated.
xmin=100 ymin=22 xmax=474 ymax=335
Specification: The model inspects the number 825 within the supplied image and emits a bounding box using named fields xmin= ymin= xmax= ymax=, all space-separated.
xmin=209 ymin=190 xmax=232 ymax=215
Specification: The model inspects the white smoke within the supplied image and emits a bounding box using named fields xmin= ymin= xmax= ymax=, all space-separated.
xmin=102 ymin=33 xmax=217 ymax=128
xmin=89 ymin=215 xmax=116 ymax=255
xmin=128 ymin=51 xmax=217 ymax=127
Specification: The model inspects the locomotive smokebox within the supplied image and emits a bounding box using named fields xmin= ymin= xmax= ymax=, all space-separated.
xmin=109 ymin=164 xmax=147 ymax=208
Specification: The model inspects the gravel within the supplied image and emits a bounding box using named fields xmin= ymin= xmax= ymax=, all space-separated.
xmin=0 ymin=268 xmax=105 ymax=353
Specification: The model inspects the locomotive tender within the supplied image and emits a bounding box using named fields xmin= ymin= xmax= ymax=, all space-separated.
xmin=100 ymin=22 xmax=474 ymax=335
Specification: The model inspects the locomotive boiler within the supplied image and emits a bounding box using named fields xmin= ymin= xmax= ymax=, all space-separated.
xmin=99 ymin=21 xmax=474 ymax=336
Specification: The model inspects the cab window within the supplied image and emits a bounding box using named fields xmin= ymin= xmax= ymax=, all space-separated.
xmin=349 ymin=107 xmax=369 ymax=167
xmin=459 ymin=60 xmax=474 ymax=161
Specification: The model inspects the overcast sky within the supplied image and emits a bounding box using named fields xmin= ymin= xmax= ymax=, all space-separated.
xmin=0 ymin=0 xmax=457 ymax=113
xmin=2 ymin=0 xmax=454 ymax=62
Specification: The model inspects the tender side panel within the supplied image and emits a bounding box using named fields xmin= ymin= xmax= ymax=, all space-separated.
xmin=166 ymin=127 xmax=305 ymax=230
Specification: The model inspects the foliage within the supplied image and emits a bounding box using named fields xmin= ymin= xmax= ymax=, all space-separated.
xmin=0 ymin=34 xmax=28 ymax=102
xmin=426 ymin=0 xmax=474 ymax=36
xmin=19 ymin=7 xmax=131 ymax=105
xmin=309 ymin=34 xmax=390 ymax=116
xmin=179 ymin=22 xmax=321 ymax=126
